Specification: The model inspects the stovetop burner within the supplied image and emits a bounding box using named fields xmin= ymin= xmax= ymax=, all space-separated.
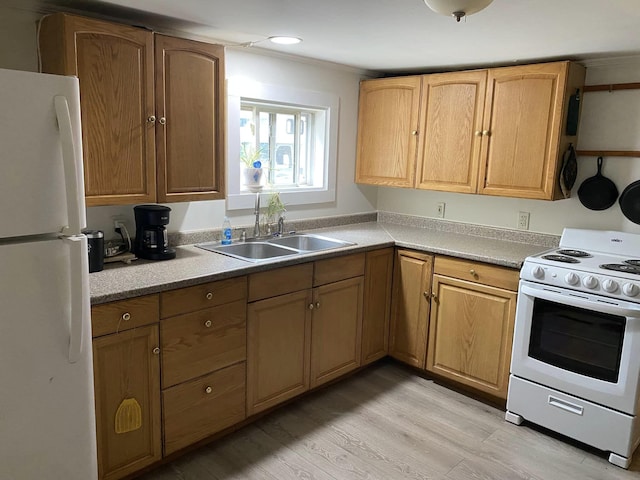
xmin=557 ymin=249 xmax=592 ymax=258
xmin=625 ymin=260 xmax=640 ymax=267
xmin=600 ymin=263 xmax=640 ymax=275
xmin=541 ymin=254 xmax=580 ymax=264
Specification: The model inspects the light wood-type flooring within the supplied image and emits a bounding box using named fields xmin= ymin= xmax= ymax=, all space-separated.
xmin=140 ymin=361 xmax=640 ymax=480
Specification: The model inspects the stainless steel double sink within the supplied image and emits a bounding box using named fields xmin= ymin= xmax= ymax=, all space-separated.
xmin=196 ymin=233 xmax=355 ymax=262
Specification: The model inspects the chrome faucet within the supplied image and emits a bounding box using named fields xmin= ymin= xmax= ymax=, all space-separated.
xmin=276 ymin=215 xmax=285 ymax=236
xmin=253 ymin=192 xmax=261 ymax=238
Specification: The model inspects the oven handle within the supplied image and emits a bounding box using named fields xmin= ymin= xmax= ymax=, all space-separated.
xmin=520 ymin=284 xmax=640 ymax=318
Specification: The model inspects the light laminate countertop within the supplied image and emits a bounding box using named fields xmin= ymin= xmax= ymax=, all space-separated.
xmin=90 ymin=221 xmax=553 ymax=305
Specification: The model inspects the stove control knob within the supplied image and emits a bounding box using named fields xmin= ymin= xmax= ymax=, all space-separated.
xmin=532 ymin=266 xmax=545 ymax=279
xmin=602 ymin=279 xmax=619 ymax=293
xmin=564 ymin=272 xmax=579 ymax=286
xmin=582 ymin=275 xmax=598 ymax=289
xmin=623 ymin=283 xmax=639 ymax=297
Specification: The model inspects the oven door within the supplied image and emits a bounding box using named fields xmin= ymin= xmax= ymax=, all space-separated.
xmin=511 ymin=280 xmax=640 ymax=415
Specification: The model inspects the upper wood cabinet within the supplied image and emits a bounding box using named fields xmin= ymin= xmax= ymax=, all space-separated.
xmin=39 ymin=14 xmax=156 ymax=206
xmin=355 ymin=76 xmax=422 ymax=188
xmin=478 ymin=62 xmax=584 ymax=200
xmin=416 ymin=71 xmax=487 ymax=194
xmin=154 ymin=35 xmax=225 ymax=203
xmin=39 ymin=13 xmax=225 ymax=206
xmin=356 ymin=61 xmax=585 ymax=200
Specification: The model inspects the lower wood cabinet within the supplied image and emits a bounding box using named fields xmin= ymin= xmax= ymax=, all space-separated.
xmin=247 ymin=288 xmax=313 ymax=416
xmin=310 ymin=276 xmax=364 ymax=387
xmin=389 ymin=249 xmax=434 ymax=368
xmin=361 ymin=248 xmax=394 ymax=365
xmin=92 ymin=322 xmax=162 ymax=480
xmin=426 ymin=256 xmax=518 ymax=400
xmin=162 ymin=362 xmax=246 ymax=455
xmin=246 ymin=254 xmax=365 ymax=415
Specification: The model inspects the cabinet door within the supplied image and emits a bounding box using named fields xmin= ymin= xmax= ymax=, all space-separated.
xmin=310 ymin=276 xmax=364 ymax=387
xmin=426 ymin=275 xmax=516 ymax=399
xmin=247 ymin=290 xmax=312 ymax=415
xmin=92 ymin=325 xmax=161 ymax=480
xmin=155 ymin=35 xmax=226 ymax=202
xmin=355 ymin=76 xmax=422 ymax=187
xmin=416 ymin=71 xmax=487 ymax=193
xmin=39 ymin=13 xmax=156 ymax=206
xmin=361 ymin=248 xmax=394 ymax=365
xmin=479 ymin=62 xmax=568 ymax=200
xmin=389 ymin=250 xmax=433 ymax=368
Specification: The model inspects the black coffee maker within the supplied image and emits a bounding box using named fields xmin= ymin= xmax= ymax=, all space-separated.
xmin=134 ymin=205 xmax=176 ymax=260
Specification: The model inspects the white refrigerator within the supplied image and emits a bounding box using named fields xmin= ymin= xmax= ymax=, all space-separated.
xmin=0 ymin=68 xmax=98 ymax=479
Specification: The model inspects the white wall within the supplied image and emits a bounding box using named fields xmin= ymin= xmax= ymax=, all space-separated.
xmin=0 ymin=4 xmax=377 ymax=237
xmin=378 ymin=59 xmax=640 ymax=235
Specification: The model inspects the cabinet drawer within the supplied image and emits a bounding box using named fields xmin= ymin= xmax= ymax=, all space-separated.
xmin=163 ymin=362 xmax=246 ymax=455
xmin=314 ymin=253 xmax=365 ymax=286
xmin=161 ymin=300 xmax=246 ymax=388
xmin=160 ymin=276 xmax=247 ymax=318
xmin=434 ymin=256 xmax=518 ymax=291
xmin=91 ymin=295 xmax=159 ymax=338
xmin=248 ymin=263 xmax=313 ymax=302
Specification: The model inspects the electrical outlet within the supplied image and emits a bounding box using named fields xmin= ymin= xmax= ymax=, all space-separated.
xmin=112 ymin=215 xmax=127 ymax=232
xmin=517 ymin=211 xmax=530 ymax=230
xmin=436 ymin=202 xmax=446 ymax=218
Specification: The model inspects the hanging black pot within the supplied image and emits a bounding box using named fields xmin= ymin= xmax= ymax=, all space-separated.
xmin=619 ymin=180 xmax=640 ymax=224
xmin=577 ymin=156 xmax=618 ymax=210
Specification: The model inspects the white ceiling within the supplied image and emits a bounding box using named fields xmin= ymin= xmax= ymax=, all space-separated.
xmin=33 ymin=0 xmax=640 ymax=72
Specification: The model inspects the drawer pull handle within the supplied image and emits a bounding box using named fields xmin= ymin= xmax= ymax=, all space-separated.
xmin=152 ymin=347 xmax=160 ymax=355
xmin=121 ymin=312 xmax=131 ymax=321
xmin=206 ymin=292 xmax=213 ymax=300
xmin=205 ymin=386 xmax=213 ymax=394
xmin=204 ymin=320 xmax=212 ymax=328
xmin=548 ymin=396 xmax=584 ymax=416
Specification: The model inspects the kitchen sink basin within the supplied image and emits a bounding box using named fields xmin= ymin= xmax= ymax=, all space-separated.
xmin=196 ymin=241 xmax=299 ymax=262
xmin=267 ymin=234 xmax=354 ymax=252
xmin=196 ymin=233 xmax=356 ymax=262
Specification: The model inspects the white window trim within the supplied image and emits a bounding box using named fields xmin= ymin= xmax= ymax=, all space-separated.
xmin=226 ymin=78 xmax=339 ymax=210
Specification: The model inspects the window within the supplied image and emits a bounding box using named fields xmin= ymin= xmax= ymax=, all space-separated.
xmin=240 ymin=102 xmax=323 ymax=190
xmin=227 ymin=80 xmax=339 ymax=210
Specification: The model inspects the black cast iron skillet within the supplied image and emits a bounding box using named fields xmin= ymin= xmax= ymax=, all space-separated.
xmin=577 ymin=156 xmax=618 ymax=210
xmin=619 ymin=180 xmax=640 ymax=224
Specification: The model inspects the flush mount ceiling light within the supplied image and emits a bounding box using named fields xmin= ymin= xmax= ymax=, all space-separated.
xmin=268 ymin=36 xmax=303 ymax=45
xmin=424 ymin=0 xmax=494 ymax=22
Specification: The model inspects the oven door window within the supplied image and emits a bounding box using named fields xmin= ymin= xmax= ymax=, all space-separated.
xmin=529 ymin=298 xmax=625 ymax=382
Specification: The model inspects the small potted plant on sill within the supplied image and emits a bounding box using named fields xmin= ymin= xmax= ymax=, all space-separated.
xmin=240 ymin=144 xmax=264 ymax=191
xmin=263 ymin=191 xmax=286 ymax=234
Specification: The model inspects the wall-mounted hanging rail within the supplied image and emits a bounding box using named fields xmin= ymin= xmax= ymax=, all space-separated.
xmin=577 ymin=82 xmax=640 ymax=157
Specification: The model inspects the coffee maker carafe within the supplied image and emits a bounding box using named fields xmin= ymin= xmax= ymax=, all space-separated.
xmin=134 ymin=205 xmax=176 ymax=260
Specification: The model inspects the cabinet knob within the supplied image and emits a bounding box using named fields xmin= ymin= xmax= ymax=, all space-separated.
xmin=411 ymin=130 xmax=418 ymax=136
xmin=159 ymin=117 xmax=167 ymax=125
xmin=204 ymin=386 xmax=213 ymax=394
xmin=315 ymin=302 xmax=321 ymax=309
xmin=469 ymin=269 xmax=478 ymax=277
xmin=204 ymin=320 xmax=212 ymax=328
xmin=308 ymin=303 xmax=315 ymax=310
xmin=482 ymin=130 xmax=490 ymax=136
xmin=121 ymin=312 xmax=131 ymax=321
xmin=206 ymin=292 xmax=213 ymax=300
xmin=147 ymin=115 xmax=156 ymax=124
xmin=152 ymin=347 xmax=160 ymax=355
xmin=475 ymin=130 xmax=482 ymax=137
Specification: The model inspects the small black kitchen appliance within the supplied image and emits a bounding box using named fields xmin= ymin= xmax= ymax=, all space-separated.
xmin=133 ymin=205 xmax=176 ymax=260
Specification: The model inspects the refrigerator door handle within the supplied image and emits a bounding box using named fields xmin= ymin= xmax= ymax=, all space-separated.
xmin=63 ymin=235 xmax=90 ymax=363
xmin=54 ymin=95 xmax=85 ymax=236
